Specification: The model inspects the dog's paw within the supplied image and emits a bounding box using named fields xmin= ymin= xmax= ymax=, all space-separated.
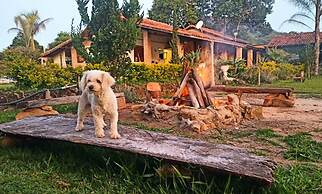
xmin=75 ymin=124 xmax=84 ymax=132
xmin=109 ymin=132 xmax=121 ymax=139
xmin=95 ymin=130 xmax=105 ymax=138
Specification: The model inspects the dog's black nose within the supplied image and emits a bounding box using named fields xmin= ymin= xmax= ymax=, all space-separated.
xmin=89 ymin=85 xmax=94 ymax=90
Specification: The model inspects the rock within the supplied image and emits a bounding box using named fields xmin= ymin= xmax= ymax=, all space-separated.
xmin=240 ymin=100 xmax=263 ymax=119
xmin=146 ymin=82 xmax=161 ymax=100
xmin=179 ymin=107 xmax=221 ymax=132
xmin=16 ymin=105 xmax=59 ymax=120
xmin=263 ymin=94 xmax=295 ymax=107
xmin=117 ymin=95 xmax=127 ymax=110
xmin=227 ymin=94 xmax=240 ymax=106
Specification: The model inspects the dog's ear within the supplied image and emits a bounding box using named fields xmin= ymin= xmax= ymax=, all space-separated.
xmin=102 ymin=72 xmax=115 ymax=88
xmin=79 ymin=71 xmax=88 ymax=92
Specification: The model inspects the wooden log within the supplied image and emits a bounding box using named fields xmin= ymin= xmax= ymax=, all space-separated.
xmin=173 ymin=72 xmax=191 ymax=99
xmin=0 ymin=115 xmax=276 ymax=185
xmin=208 ymin=85 xmax=293 ymax=97
xmin=191 ymin=79 xmax=205 ymax=108
xmin=16 ymin=93 xmax=125 ymax=109
xmin=187 ymin=83 xmax=200 ymax=108
xmin=192 ymin=69 xmax=210 ymax=106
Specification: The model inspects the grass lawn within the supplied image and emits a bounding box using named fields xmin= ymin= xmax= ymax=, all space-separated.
xmin=0 ymin=83 xmax=15 ymax=91
xmin=265 ymin=76 xmax=322 ymax=97
xmin=0 ymin=107 xmax=321 ymax=194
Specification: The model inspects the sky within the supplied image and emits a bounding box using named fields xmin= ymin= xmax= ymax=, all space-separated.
xmin=0 ymin=0 xmax=316 ymax=51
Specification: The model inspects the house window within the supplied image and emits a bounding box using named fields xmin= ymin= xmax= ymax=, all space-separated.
xmin=134 ymin=46 xmax=144 ymax=62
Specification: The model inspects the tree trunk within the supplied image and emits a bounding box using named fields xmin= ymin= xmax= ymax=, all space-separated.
xmin=314 ymin=1 xmax=321 ymax=75
xmin=30 ymin=35 xmax=36 ymax=51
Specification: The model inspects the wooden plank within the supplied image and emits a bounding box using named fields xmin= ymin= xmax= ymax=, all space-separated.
xmin=16 ymin=93 xmax=125 ymax=108
xmin=0 ymin=115 xmax=276 ymax=185
xmin=208 ymin=85 xmax=293 ymax=96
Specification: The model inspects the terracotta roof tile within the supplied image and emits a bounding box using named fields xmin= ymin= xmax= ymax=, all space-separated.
xmin=139 ymin=19 xmax=249 ymax=45
xmin=268 ymin=32 xmax=322 ymax=47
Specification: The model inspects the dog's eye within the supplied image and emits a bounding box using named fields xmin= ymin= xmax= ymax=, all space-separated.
xmin=87 ymin=80 xmax=91 ymax=82
xmin=97 ymin=79 xmax=101 ymax=84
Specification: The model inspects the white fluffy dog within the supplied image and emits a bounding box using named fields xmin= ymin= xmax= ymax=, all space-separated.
xmin=75 ymin=70 xmax=120 ymax=139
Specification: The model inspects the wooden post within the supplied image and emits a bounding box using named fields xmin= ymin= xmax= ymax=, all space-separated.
xmin=256 ymin=51 xmax=261 ymax=64
xmin=247 ymin=49 xmax=253 ymax=67
xmin=236 ymin=47 xmax=243 ymax=60
xmin=143 ymin=30 xmax=152 ymax=64
xmin=71 ymin=47 xmax=78 ymax=68
xmin=210 ymin=41 xmax=215 ymax=87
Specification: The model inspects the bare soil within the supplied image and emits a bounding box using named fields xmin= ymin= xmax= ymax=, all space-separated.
xmin=118 ymin=95 xmax=322 ymax=165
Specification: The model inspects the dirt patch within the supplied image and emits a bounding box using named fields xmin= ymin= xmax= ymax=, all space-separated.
xmin=118 ymin=96 xmax=322 ymax=165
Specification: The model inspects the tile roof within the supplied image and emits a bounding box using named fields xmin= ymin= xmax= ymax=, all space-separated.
xmin=139 ymin=19 xmax=249 ymax=46
xmin=268 ymin=32 xmax=322 ymax=47
xmin=41 ymin=39 xmax=72 ymax=57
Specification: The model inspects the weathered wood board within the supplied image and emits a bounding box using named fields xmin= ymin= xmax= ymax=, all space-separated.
xmin=208 ymin=85 xmax=293 ymax=96
xmin=0 ymin=115 xmax=276 ymax=185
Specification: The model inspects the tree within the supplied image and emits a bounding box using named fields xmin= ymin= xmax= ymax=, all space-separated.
xmin=283 ymin=0 xmax=321 ymax=75
xmin=48 ymin=32 xmax=70 ymax=49
xmin=210 ymin=0 xmax=274 ymax=37
xmin=72 ymin=0 xmax=141 ymax=79
xmin=122 ymin=0 xmax=143 ymax=19
xmin=8 ymin=11 xmax=52 ymax=51
xmin=148 ymin=0 xmax=198 ymax=28
xmin=148 ymin=0 xmax=274 ymax=42
xmin=8 ymin=32 xmax=43 ymax=51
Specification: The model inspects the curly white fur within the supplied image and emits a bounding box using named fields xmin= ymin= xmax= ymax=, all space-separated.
xmin=75 ymin=70 xmax=120 ymax=139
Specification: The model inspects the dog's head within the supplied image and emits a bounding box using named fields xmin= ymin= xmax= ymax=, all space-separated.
xmin=79 ymin=70 xmax=115 ymax=94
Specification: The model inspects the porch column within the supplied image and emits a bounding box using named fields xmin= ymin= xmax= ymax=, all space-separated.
xmin=247 ymin=49 xmax=253 ymax=67
xmin=71 ymin=47 xmax=78 ymax=68
xmin=61 ymin=51 xmax=67 ymax=68
xmin=236 ymin=47 xmax=243 ymax=60
xmin=143 ymin=30 xmax=152 ymax=64
xmin=210 ymin=41 xmax=215 ymax=86
xmin=256 ymin=51 xmax=261 ymax=64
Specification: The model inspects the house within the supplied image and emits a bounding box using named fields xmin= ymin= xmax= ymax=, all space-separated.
xmin=41 ymin=18 xmax=258 ymax=87
xmin=267 ymin=32 xmax=322 ymax=61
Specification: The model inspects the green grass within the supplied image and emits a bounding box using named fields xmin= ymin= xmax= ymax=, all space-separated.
xmin=0 ymin=140 xmax=271 ymax=194
xmin=0 ymin=83 xmax=15 ymax=91
xmin=255 ymin=129 xmax=281 ymax=139
xmin=0 ymin=109 xmax=21 ymax=124
xmin=271 ymin=164 xmax=322 ymax=194
xmin=283 ymin=132 xmax=322 ymax=162
xmin=266 ymin=76 xmax=322 ymax=96
xmin=53 ymin=104 xmax=78 ymax=114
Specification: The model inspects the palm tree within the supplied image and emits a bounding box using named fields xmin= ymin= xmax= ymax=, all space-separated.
xmin=283 ymin=0 xmax=321 ymax=75
xmin=8 ymin=11 xmax=52 ymax=51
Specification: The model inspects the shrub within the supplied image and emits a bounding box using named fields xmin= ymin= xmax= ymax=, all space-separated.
xmin=263 ymin=48 xmax=291 ymax=63
xmin=2 ymin=48 xmax=82 ymax=89
xmin=260 ymin=61 xmax=304 ymax=81
xmin=85 ymin=63 xmax=182 ymax=84
xmin=217 ymin=59 xmax=304 ymax=84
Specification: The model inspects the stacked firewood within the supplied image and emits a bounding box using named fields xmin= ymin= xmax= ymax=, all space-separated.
xmin=169 ymin=69 xmax=213 ymax=108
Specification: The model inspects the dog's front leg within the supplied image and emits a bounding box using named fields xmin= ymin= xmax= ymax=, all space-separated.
xmin=75 ymin=96 xmax=89 ymax=132
xmin=92 ymin=107 xmax=105 ymax=138
xmin=109 ymin=111 xmax=120 ymax=139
